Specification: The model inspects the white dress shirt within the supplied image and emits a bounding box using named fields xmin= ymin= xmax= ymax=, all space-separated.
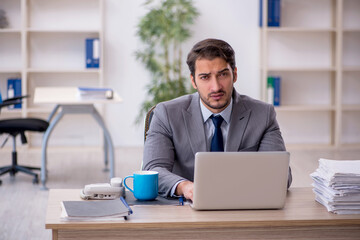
xmin=200 ymin=98 xmax=232 ymax=150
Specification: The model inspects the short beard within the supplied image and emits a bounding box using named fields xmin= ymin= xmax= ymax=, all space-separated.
xmin=199 ymin=90 xmax=230 ymax=110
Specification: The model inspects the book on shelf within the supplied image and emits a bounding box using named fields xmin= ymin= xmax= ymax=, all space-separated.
xmin=273 ymin=76 xmax=281 ymax=106
xmin=77 ymin=86 xmax=113 ymax=100
xmin=259 ymin=0 xmax=263 ymax=27
xmin=0 ymin=9 xmax=9 ymax=29
xmin=7 ymin=78 xmax=22 ymax=109
xmin=85 ymin=38 xmax=100 ymax=68
xmin=259 ymin=0 xmax=281 ymax=27
xmin=266 ymin=76 xmax=281 ymax=106
xmin=61 ymin=197 xmax=133 ymax=221
xmin=268 ymin=0 xmax=281 ymax=27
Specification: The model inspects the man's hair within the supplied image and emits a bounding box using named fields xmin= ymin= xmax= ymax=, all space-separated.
xmin=186 ymin=38 xmax=236 ymax=77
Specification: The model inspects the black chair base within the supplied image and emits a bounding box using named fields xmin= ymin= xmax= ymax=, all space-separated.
xmin=0 ymin=151 xmax=40 ymax=185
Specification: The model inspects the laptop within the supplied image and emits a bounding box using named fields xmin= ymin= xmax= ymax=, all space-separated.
xmin=191 ymin=151 xmax=290 ymax=210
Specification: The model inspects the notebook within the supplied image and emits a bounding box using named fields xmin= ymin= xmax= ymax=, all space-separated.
xmin=191 ymin=151 xmax=290 ymax=210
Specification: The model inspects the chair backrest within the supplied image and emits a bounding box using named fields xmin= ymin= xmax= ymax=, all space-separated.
xmin=144 ymin=105 xmax=157 ymax=142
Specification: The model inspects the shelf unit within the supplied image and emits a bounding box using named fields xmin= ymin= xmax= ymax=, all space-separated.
xmin=260 ymin=0 xmax=360 ymax=148
xmin=0 ymin=0 xmax=104 ymax=146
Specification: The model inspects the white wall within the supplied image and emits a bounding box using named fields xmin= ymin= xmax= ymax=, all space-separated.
xmin=104 ymin=0 xmax=260 ymax=147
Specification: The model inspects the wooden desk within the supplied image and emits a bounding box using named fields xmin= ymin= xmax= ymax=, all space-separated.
xmin=34 ymin=87 xmax=122 ymax=189
xmin=46 ymin=187 xmax=360 ymax=240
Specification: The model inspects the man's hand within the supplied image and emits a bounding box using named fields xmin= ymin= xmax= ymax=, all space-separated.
xmin=175 ymin=181 xmax=194 ymax=201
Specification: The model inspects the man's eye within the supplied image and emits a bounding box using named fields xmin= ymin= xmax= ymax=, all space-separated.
xmin=218 ymin=72 xmax=228 ymax=78
xmin=200 ymin=75 xmax=209 ymax=80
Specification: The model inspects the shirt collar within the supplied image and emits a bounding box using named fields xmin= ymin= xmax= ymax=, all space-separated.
xmin=200 ymin=97 xmax=233 ymax=124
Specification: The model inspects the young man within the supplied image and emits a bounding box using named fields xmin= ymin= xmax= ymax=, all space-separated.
xmin=142 ymin=39 xmax=291 ymax=201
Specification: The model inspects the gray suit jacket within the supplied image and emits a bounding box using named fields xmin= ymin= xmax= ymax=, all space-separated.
xmin=143 ymin=90 xmax=292 ymax=197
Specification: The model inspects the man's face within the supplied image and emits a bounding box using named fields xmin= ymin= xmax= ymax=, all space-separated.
xmin=191 ymin=57 xmax=237 ymax=113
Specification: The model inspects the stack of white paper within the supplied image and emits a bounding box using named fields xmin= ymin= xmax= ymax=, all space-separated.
xmin=310 ymin=158 xmax=360 ymax=214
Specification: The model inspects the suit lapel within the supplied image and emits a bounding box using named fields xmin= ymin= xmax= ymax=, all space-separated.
xmin=183 ymin=93 xmax=207 ymax=155
xmin=225 ymin=92 xmax=251 ymax=151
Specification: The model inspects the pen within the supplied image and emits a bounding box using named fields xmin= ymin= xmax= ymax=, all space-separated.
xmin=179 ymin=196 xmax=184 ymax=206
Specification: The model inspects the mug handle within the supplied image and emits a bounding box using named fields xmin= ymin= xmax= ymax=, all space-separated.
xmin=123 ymin=176 xmax=134 ymax=193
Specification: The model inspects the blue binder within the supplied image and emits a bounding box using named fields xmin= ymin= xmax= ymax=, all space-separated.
xmin=86 ymin=38 xmax=100 ymax=68
xmin=273 ymin=76 xmax=281 ymax=106
xmin=268 ymin=0 xmax=281 ymax=27
xmin=259 ymin=0 xmax=263 ymax=27
xmin=7 ymin=78 xmax=22 ymax=109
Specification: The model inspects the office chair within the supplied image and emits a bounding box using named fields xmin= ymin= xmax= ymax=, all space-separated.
xmin=141 ymin=105 xmax=157 ymax=170
xmin=0 ymin=96 xmax=49 ymax=185
xmin=144 ymin=105 xmax=157 ymax=142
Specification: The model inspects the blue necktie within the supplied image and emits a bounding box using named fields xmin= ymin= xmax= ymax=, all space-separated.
xmin=210 ymin=115 xmax=224 ymax=152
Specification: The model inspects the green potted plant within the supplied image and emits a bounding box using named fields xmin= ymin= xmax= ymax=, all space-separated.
xmin=135 ymin=0 xmax=199 ymax=123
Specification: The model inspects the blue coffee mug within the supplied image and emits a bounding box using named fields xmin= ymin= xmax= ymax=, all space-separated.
xmin=123 ymin=171 xmax=158 ymax=201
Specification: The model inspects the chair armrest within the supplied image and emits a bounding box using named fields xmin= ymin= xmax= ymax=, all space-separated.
xmin=0 ymin=95 xmax=29 ymax=110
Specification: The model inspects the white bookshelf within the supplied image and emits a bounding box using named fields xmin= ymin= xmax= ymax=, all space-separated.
xmin=260 ymin=0 xmax=360 ymax=148
xmin=0 ymin=0 xmax=104 ymax=146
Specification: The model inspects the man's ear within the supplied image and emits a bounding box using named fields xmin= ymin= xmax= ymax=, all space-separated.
xmin=233 ymin=67 xmax=238 ymax=83
xmin=191 ymin=74 xmax=197 ymax=90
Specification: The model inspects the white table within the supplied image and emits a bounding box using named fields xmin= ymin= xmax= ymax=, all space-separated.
xmin=34 ymin=87 xmax=122 ymax=189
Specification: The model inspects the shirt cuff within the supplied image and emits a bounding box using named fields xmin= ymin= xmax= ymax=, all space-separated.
xmin=170 ymin=180 xmax=186 ymax=197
